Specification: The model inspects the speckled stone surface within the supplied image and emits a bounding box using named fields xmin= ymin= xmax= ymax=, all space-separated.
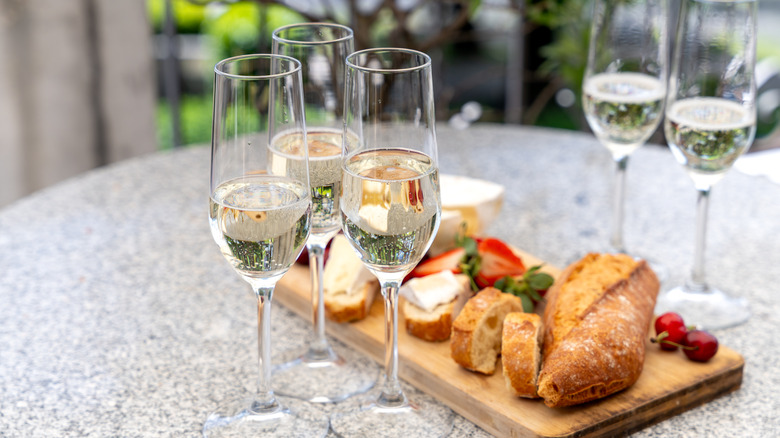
xmin=1 ymin=124 xmax=778 ymax=437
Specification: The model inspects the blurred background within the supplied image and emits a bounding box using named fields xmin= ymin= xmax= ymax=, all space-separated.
xmin=1 ymin=0 xmax=778 ymax=208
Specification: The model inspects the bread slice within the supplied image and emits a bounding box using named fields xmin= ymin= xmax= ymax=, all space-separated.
xmin=537 ymin=253 xmax=659 ymax=407
xmin=450 ymin=287 xmax=524 ymax=374
xmin=322 ymin=235 xmax=379 ymax=323
xmin=402 ymin=273 xmax=472 ymax=342
xmin=501 ymin=312 xmax=543 ymax=398
xmin=324 ymin=280 xmax=379 ymax=323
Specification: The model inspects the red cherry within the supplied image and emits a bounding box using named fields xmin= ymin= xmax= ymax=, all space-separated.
xmin=295 ymin=241 xmax=332 ymax=266
xmin=682 ymin=330 xmax=719 ymax=362
xmin=296 ymin=246 xmax=310 ymax=265
xmin=653 ymin=312 xmax=688 ymax=351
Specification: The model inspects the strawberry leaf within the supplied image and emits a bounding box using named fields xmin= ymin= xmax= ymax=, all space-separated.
xmin=527 ymin=288 xmax=544 ymax=302
xmin=454 ymin=223 xmax=482 ymax=291
xmin=528 ymin=271 xmax=554 ymax=291
xmin=525 ymin=265 xmax=542 ymax=275
xmin=454 ymin=222 xmax=478 ymax=256
xmin=493 ymin=265 xmax=554 ymax=312
xmin=519 ymin=294 xmax=534 ymax=313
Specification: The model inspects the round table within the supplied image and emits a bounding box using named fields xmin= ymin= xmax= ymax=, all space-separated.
xmin=1 ymin=124 xmax=777 ymax=437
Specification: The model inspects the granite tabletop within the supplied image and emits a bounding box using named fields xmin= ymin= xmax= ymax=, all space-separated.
xmin=0 ymin=124 xmax=778 ymax=437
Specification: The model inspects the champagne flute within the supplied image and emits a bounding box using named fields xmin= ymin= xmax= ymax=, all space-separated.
xmin=203 ymin=54 xmax=327 ymax=437
xmin=582 ymin=0 xmax=669 ymax=275
xmin=657 ymin=0 xmax=757 ymax=329
xmin=271 ymin=22 xmax=376 ymax=403
xmin=329 ymin=48 xmax=454 ymax=438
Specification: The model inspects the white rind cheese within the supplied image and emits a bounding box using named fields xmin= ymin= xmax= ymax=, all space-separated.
xmin=324 ymin=235 xmax=375 ymax=297
xmin=428 ymin=209 xmax=463 ymax=257
xmin=440 ymin=174 xmax=504 ymax=235
xmin=400 ymin=270 xmax=464 ymax=312
xmin=429 ymin=174 xmax=504 ymax=256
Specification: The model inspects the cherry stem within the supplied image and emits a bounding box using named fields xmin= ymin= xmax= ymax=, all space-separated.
xmin=650 ymin=331 xmax=699 ymax=351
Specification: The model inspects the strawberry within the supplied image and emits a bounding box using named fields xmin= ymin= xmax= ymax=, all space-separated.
xmin=409 ymin=247 xmax=466 ymax=278
xmin=474 ymin=238 xmax=526 ymax=288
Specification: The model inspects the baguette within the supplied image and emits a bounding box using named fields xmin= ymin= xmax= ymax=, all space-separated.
xmin=450 ymin=288 xmax=524 ymax=375
xmin=501 ymin=312 xmax=543 ymax=398
xmin=537 ymin=253 xmax=659 ymax=408
xmin=323 ymin=235 xmax=379 ymax=323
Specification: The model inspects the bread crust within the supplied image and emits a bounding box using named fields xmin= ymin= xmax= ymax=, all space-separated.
xmin=404 ymin=300 xmax=456 ymax=342
xmin=502 ymin=312 xmax=542 ymax=398
xmin=537 ymin=253 xmax=659 ymax=408
xmin=324 ymin=279 xmax=379 ymax=323
xmin=321 ymin=234 xmax=379 ymax=323
xmin=450 ymin=288 xmax=524 ymax=375
xmin=403 ymin=274 xmax=471 ymax=342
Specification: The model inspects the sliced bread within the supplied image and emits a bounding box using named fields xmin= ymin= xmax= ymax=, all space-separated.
xmin=450 ymin=287 xmax=524 ymax=374
xmin=322 ymin=235 xmax=379 ymax=323
xmin=401 ymin=272 xmax=472 ymax=342
xmin=501 ymin=312 xmax=543 ymax=398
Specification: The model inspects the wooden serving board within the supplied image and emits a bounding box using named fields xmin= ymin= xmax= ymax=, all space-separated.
xmin=275 ymin=249 xmax=744 ymax=438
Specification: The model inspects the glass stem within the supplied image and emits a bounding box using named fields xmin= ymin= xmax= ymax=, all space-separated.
xmin=377 ymin=279 xmax=406 ymax=408
xmin=307 ymin=243 xmax=331 ymax=358
xmin=253 ymin=285 xmax=278 ymax=412
xmin=611 ymin=155 xmax=629 ymax=253
xmin=689 ymin=188 xmax=711 ymax=292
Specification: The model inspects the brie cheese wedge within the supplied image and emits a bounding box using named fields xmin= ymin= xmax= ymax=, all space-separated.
xmin=323 ymin=235 xmax=374 ymax=297
xmin=440 ymin=174 xmax=504 ymax=236
xmin=428 ymin=174 xmax=504 ymax=256
xmin=400 ymin=270 xmax=465 ymax=312
xmin=428 ymin=209 xmax=463 ymax=257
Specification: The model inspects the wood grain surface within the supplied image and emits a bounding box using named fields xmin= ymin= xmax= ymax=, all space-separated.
xmin=275 ymin=248 xmax=744 ymax=438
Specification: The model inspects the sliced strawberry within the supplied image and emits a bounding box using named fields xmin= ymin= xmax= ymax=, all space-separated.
xmin=410 ymin=247 xmax=466 ymax=278
xmin=475 ymin=238 xmax=526 ymax=288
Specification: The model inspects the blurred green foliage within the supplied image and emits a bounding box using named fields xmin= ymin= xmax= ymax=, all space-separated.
xmin=150 ymin=0 xmax=307 ymax=149
xmin=155 ymin=95 xmax=212 ymax=149
xmin=147 ymin=0 xmax=613 ymax=149
xmin=536 ymin=105 xmax=580 ymax=131
xmin=203 ymin=2 xmax=263 ymax=58
xmin=147 ymin=0 xmax=206 ymax=34
xmin=202 ymin=2 xmax=305 ymax=60
xmin=530 ymin=1 xmax=589 ymax=83
xmin=757 ymin=107 xmax=780 ymax=139
xmin=149 ymin=0 xmax=780 ymax=150
xmin=147 ymin=0 xmax=589 ymax=148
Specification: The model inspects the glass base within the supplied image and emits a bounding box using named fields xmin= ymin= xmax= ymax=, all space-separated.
xmin=330 ymin=390 xmax=454 ymax=438
xmin=273 ymin=345 xmax=377 ymax=403
xmin=655 ymin=284 xmax=750 ymax=330
xmin=202 ymin=395 xmax=328 ymax=438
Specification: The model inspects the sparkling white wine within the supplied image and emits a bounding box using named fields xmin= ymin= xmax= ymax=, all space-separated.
xmin=665 ymin=97 xmax=755 ymax=187
xmin=209 ymin=175 xmax=311 ymax=279
xmin=270 ymin=128 xmax=342 ymax=236
xmin=341 ymin=149 xmax=440 ymax=275
xmin=583 ymin=72 xmax=666 ymax=157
